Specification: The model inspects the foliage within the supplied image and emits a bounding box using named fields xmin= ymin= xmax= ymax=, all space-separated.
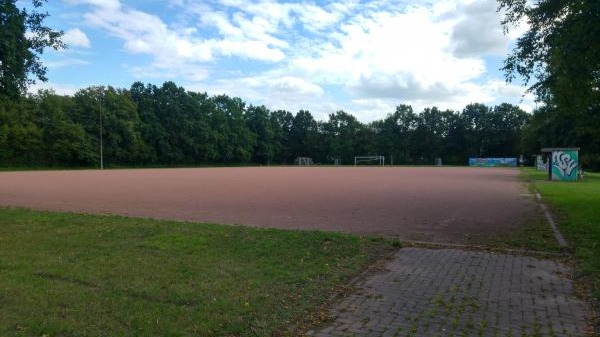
xmin=0 ymin=81 xmax=531 ymax=168
xmin=499 ymin=0 xmax=600 ymax=170
xmin=0 ymin=207 xmax=398 ymax=336
xmin=499 ymin=0 xmax=599 ymax=110
xmin=0 ymin=0 xmax=64 ymax=99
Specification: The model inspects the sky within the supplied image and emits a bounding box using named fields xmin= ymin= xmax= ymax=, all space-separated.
xmin=30 ymin=0 xmax=534 ymax=122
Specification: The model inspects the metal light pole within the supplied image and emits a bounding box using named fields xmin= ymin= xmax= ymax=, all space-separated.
xmin=99 ymin=89 xmax=104 ymax=170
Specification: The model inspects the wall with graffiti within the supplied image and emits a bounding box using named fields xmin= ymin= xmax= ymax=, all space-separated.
xmin=468 ymin=158 xmax=518 ymax=167
xmin=536 ymin=155 xmax=548 ymax=171
xmin=551 ymin=150 xmax=579 ymax=181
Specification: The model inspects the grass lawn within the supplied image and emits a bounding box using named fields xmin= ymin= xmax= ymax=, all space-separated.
xmin=475 ymin=209 xmax=563 ymax=253
xmin=0 ymin=208 xmax=398 ymax=336
xmin=522 ymin=168 xmax=600 ymax=299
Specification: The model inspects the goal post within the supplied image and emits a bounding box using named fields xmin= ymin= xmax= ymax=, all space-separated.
xmin=294 ymin=157 xmax=314 ymax=166
xmin=354 ymin=155 xmax=385 ymax=166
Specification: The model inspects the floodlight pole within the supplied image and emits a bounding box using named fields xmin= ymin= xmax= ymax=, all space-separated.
xmin=99 ymin=89 xmax=104 ymax=170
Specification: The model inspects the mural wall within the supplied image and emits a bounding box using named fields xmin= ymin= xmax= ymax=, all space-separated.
xmin=468 ymin=158 xmax=518 ymax=167
xmin=536 ymin=155 xmax=548 ymax=171
xmin=551 ymin=150 xmax=579 ymax=181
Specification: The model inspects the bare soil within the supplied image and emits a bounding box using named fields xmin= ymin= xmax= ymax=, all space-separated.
xmin=0 ymin=167 xmax=536 ymax=243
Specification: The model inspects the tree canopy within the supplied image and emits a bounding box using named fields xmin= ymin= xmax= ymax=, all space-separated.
xmin=0 ymin=81 xmax=531 ymax=168
xmin=0 ymin=0 xmax=64 ymax=99
xmin=499 ymin=0 xmax=600 ymax=169
xmin=499 ymin=0 xmax=599 ymax=109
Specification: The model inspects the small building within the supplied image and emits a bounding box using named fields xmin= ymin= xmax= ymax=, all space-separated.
xmin=535 ymin=155 xmax=548 ymax=171
xmin=540 ymin=148 xmax=580 ymax=181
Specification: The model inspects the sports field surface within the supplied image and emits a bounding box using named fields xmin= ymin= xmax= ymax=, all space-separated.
xmin=0 ymin=167 xmax=534 ymax=243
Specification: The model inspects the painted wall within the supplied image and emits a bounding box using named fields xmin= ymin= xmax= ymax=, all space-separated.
xmin=551 ymin=150 xmax=579 ymax=181
xmin=536 ymin=155 xmax=548 ymax=171
xmin=468 ymin=158 xmax=518 ymax=167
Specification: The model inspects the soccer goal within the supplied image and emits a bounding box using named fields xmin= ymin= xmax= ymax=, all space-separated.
xmin=354 ymin=155 xmax=385 ymax=166
xmin=294 ymin=157 xmax=314 ymax=166
xmin=327 ymin=155 xmax=341 ymax=166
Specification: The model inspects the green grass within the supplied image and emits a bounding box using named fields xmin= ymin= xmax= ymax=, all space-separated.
xmin=0 ymin=208 xmax=398 ymax=336
xmin=460 ymin=172 xmax=562 ymax=252
xmin=473 ymin=209 xmax=563 ymax=253
xmin=522 ymin=168 xmax=600 ymax=298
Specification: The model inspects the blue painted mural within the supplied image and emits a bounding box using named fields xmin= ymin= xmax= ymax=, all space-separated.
xmin=468 ymin=158 xmax=518 ymax=167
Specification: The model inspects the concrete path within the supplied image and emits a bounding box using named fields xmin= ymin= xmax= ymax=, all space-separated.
xmin=309 ymin=248 xmax=591 ymax=337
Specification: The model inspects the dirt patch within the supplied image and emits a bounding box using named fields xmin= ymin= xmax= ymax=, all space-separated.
xmin=0 ymin=167 xmax=536 ymax=244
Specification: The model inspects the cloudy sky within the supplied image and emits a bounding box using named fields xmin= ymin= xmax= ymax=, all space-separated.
xmin=33 ymin=0 xmax=533 ymax=122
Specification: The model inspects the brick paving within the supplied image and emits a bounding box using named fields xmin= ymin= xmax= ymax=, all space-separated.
xmin=309 ymin=248 xmax=591 ymax=337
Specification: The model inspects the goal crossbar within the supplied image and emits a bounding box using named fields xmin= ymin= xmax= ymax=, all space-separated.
xmin=354 ymin=155 xmax=385 ymax=166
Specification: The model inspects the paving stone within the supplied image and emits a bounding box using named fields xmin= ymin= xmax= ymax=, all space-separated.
xmin=313 ymin=247 xmax=591 ymax=336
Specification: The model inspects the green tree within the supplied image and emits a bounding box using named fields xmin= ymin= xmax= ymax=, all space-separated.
xmin=375 ymin=105 xmax=418 ymax=164
xmin=443 ymin=111 xmax=469 ymax=164
xmin=71 ymin=86 xmax=105 ymax=167
xmin=209 ymin=95 xmax=255 ymax=163
xmin=0 ymin=0 xmax=64 ymax=99
xmin=500 ymin=0 xmax=600 ymax=169
xmin=413 ymin=107 xmax=454 ymax=164
xmin=289 ymin=110 xmax=318 ymax=161
xmin=187 ymin=91 xmax=214 ymax=163
xmin=0 ymin=97 xmax=43 ymax=165
xmin=499 ymin=0 xmax=599 ymax=113
xmin=131 ymin=81 xmax=211 ymax=165
xmin=154 ymin=81 xmax=204 ymax=164
xmin=32 ymin=90 xmax=94 ymax=166
xmin=488 ymin=103 xmax=529 ymax=156
xmin=520 ymin=106 xmax=559 ymax=155
xmin=102 ymin=87 xmax=149 ymax=165
xmin=354 ymin=124 xmax=377 ymax=160
xmin=130 ymin=82 xmax=159 ymax=163
xmin=323 ymin=110 xmax=364 ymax=164
xmin=270 ymin=109 xmax=294 ymax=163
xmin=461 ymin=103 xmax=491 ymax=157
xmin=246 ymin=105 xmax=274 ymax=165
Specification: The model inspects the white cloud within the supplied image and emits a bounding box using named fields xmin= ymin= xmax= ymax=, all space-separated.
xmin=278 ymin=3 xmax=488 ymax=111
xmin=482 ymin=80 xmax=536 ymax=112
xmin=214 ymin=39 xmax=285 ymax=62
xmin=450 ymin=0 xmax=509 ymax=57
xmin=46 ymin=58 xmax=89 ymax=68
xmin=76 ymin=0 xmax=288 ymax=71
xmin=267 ymin=76 xmax=324 ymax=106
xmin=65 ymin=0 xmax=120 ymax=10
xmin=349 ymin=99 xmax=398 ymax=123
xmin=55 ymin=0 xmax=531 ymax=122
xmin=294 ymin=3 xmax=345 ymax=32
xmin=28 ymin=82 xmax=81 ymax=96
xmin=127 ymin=63 xmax=210 ymax=82
xmin=353 ymin=73 xmax=462 ymax=101
xmin=63 ymin=28 xmax=91 ymax=48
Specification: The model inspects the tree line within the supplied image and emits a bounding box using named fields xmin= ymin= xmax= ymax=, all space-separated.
xmin=0 ymin=81 xmax=532 ymax=168
xmin=2 ymin=1 xmax=599 ymax=170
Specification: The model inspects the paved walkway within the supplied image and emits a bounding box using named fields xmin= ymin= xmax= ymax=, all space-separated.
xmin=309 ymin=248 xmax=590 ymax=337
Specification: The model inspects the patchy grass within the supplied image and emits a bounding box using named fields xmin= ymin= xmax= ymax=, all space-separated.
xmin=477 ymin=210 xmax=563 ymax=253
xmin=463 ymin=174 xmax=561 ymax=253
xmin=522 ymin=168 xmax=600 ymax=299
xmin=0 ymin=207 xmax=398 ymax=336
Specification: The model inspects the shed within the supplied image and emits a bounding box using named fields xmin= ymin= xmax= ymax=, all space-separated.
xmin=540 ymin=147 xmax=580 ymax=181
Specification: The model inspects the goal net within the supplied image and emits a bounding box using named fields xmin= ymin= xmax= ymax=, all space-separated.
xmin=327 ymin=155 xmax=341 ymax=166
xmin=354 ymin=155 xmax=385 ymax=166
xmin=294 ymin=157 xmax=314 ymax=166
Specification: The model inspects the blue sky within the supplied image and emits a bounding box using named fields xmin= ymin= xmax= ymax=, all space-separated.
xmin=30 ymin=0 xmax=533 ymax=122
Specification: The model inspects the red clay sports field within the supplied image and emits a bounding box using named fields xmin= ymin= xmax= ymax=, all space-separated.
xmin=0 ymin=167 xmax=535 ymax=243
